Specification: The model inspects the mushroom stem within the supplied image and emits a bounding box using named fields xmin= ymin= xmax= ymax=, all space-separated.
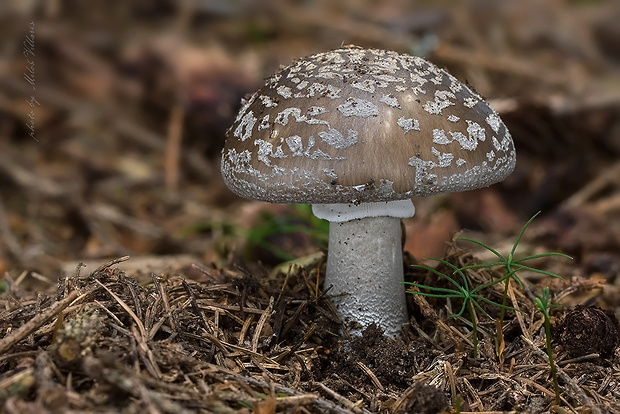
xmin=324 ymin=215 xmax=408 ymax=337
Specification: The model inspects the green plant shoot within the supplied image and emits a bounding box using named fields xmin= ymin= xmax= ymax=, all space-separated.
xmin=456 ymin=212 xmax=572 ymax=357
xmin=534 ymin=287 xmax=561 ymax=405
xmin=406 ymin=258 xmax=518 ymax=358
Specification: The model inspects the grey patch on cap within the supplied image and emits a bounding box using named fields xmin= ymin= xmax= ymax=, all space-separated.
xmin=286 ymin=135 xmax=303 ymax=156
xmin=432 ymin=147 xmax=454 ymax=167
xmin=410 ymin=72 xmax=428 ymax=87
xmin=277 ymin=85 xmax=292 ymax=98
xmin=260 ymin=95 xmax=278 ymax=108
xmin=351 ymin=79 xmax=375 ymax=93
xmin=432 ymin=124 xmax=485 ymax=152
xmin=308 ymin=106 xmax=327 ymax=116
xmin=306 ymin=83 xmax=326 ymax=97
xmin=466 ymin=120 xmax=486 ymax=142
xmin=411 ymin=85 xmax=427 ymax=95
xmin=303 ymin=136 xmax=317 ymax=156
xmin=408 ymin=156 xmax=439 ymax=191
xmin=433 ymin=129 xmax=451 ymax=145
xmin=423 ymin=90 xmax=455 ymax=115
xmin=493 ymin=134 xmax=513 ymax=152
xmin=318 ymin=128 xmax=359 ymax=149
xmin=463 ymin=97 xmax=479 ymax=108
xmin=258 ymin=115 xmax=270 ymax=131
xmin=449 ymin=76 xmax=464 ymax=93
xmin=305 ymin=83 xmax=341 ymax=99
xmin=398 ymin=117 xmax=420 ymax=134
xmin=306 ymin=116 xmax=329 ymax=126
xmin=486 ymin=113 xmax=502 ymax=133
xmin=308 ymin=148 xmax=331 ymax=160
xmin=381 ymin=94 xmax=401 ymax=108
xmin=234 ymin=93 xmax=256 ymax=123
xmin=266 ymin=73 xmax=281 ymax=87
xmin=323 ymin=84 xmax=342 ymax=99
xmin=323 ymin=168 xmax=338 ymax=179
xmin=448 ymin=131 xmax=477 ymax=151
xmin=337 ymin=97 xmax=379 ymax=117
xmin=374 ymin=74 xmax=404 ymax=83
xmin=256 ymin=139 xmax=287 ymax=166
xmin=315 ymin=71 xmax=337 ymax=80
xmin=233 ymin=111 xmax=257 ymax=141
xmin=274 ymin=107 xmax=304 ymax=126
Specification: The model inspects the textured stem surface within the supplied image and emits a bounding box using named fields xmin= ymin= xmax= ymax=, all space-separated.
xmin=325 ymin=216 xmax=408 ymax=337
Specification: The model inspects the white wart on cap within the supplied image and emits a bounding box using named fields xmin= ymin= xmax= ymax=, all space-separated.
xmin=221 ymin=46 xmax=516 ymax=204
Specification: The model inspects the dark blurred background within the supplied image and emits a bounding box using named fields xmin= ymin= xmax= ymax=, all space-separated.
xmin=0 ymin=0 xmax=619 ymax=279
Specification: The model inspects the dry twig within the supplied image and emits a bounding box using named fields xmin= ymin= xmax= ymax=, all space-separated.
xmin=0 ymin=290 xmax=82 ymax=354
xmin=523 ymin=336 xmax=602 ymax=414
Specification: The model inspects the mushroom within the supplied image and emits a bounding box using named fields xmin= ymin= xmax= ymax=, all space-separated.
xmin=221 ymin=46 xmax=516 ymax=337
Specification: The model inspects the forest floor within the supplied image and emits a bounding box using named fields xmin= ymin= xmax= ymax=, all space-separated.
xmin=1 ymin=1 xmax=620 ymax=413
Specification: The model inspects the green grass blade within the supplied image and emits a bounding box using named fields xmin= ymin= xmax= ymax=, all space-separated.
xmin=533 ymin=298 xmax=549 ymax=318
xmin=403 ymin=282 xmax=461 ymax=295
xmin=512 ymin=252 xmax=573 ymax=263
xmin=470 ymin=276 xmax=508 ymax=293
xmin=472 ymin=299 xmax=493 ymax=319
xmin=414 ymin=260 xmax=467 ymax=291
xmin=510 ymin=211 xmax=541 ymax=256
xmin=510 ymin=263 xmax=565 ymax=280
xmin=453 ymin=299 xmax=469 ymax=318
xmin=407 ymin=291 xmax=464 ymax=299
xmin=430 ymin=259 xmax=472 ymax=289
xmin=494 ymin=269 xmax=523 ymax=286
xmin=507 ymin=270 xmax=523 ymax=286
xmin=474 ymin=294 xmax=523 ymax=313
xmin=457 ymin=261 xmax=506 ymax=271
xmin=456 ymin=237 xmax=505 ymax=260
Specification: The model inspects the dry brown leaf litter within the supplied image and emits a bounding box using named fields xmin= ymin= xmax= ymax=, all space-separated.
xmin=1 ymin=247 xmax=620 ymax=413
xmin=1 ymin=1 xmax=620 ymax=413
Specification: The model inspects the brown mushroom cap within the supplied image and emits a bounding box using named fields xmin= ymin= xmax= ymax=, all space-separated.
xmin=221 ymin=46 xmax=516 ymax=204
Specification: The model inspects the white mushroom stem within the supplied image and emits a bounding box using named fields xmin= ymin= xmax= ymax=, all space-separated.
xmin=312 ymin=200 xmax=415 ymax=337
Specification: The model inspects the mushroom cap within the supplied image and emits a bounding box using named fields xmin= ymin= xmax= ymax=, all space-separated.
xmin=221 ymin=46 xmax=516 ymax=204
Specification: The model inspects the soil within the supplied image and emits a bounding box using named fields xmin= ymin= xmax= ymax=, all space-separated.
xmin=1 ymin=1 xmax=620 ymax=413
